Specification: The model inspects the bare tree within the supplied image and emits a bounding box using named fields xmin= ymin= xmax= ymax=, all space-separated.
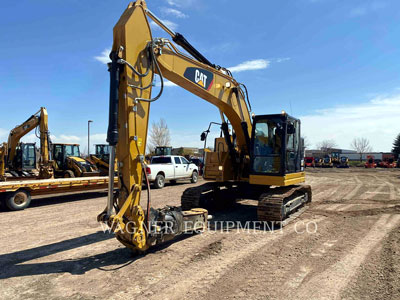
xmin=351 ymin=137 xmax=372 ymax=161
xmin=316 ymin=139 xmax=338 ymax=155
xmin=302 ymin=136 xmax=312 ymax=149
xmin=147 ymin=118 xmax=171 ymax=153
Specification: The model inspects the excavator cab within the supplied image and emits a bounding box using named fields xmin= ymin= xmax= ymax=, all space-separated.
xmin=18 ymin=143 xmax=37 ymax=171
xmin=11 ymin=143 xmax=37 ymax=175
xmin=249 ymin=114 xmax=304 ymax=185
xmin=154 ymin=146 xmax=172 ymax=156
xmin=95 ymin=144 xmax=109 ymax=156
xmin=53 ymin=144 xmax=80 ymax=170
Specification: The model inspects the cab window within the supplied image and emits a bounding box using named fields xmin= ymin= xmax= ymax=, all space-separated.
xmin=252 ymin=119 xmax=283 ymax=174
xmin=181 ymin=157 xmax=189 ymax=164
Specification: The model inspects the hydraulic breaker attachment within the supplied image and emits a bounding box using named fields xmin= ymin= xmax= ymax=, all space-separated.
xmin=98 ymin=205 xmax=208 ymax=251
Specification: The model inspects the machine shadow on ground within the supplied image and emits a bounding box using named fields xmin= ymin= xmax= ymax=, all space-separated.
xmin=0 ymin=230 xmax=197 ymax=279
xmin=207 ymin=199 xmax=285 ymax=231
xmin=0 ymin=231 xmax=134 ymax=279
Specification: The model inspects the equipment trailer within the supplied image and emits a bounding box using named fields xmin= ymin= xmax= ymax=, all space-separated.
xmin=0 ymin=176 xmax=117 ymax=211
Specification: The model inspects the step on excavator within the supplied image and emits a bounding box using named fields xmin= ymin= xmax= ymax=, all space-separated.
xmin=0 ymin=107 xmax=53 ymax=181
xmin=98 ymin=0 xmax=312 ymax=253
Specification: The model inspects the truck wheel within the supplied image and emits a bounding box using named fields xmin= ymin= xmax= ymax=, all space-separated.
xmin=5 ymin=190 xmax=31 ymax=211
xmin=191 ymin=171 xmax=198 ymax=183
xmin=64 ymin=170 xmax=75 ymax=178
xmin=154 ymin=174 xmax=165 ymax=189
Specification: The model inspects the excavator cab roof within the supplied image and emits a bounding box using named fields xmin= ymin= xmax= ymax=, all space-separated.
xmin=52 ymin=143 xmax=80 ymax=146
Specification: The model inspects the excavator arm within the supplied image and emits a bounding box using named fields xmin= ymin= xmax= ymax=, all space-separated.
xmin=0 ymin=143 xmax=6 ymax=181
xmin=6 ymin=107 xmax=53 ymax=179
xmin=98 ymin=1 xmax=253 ymax=252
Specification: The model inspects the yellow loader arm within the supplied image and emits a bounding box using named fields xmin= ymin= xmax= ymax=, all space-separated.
xmin=98 ymin=0 xmax=253 ymax=252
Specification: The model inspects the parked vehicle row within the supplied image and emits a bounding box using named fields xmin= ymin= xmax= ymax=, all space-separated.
xmin=365 ymin=155 xmax=398 ymax=168
xmin=304 ymin=155 xmax=349 ymax=168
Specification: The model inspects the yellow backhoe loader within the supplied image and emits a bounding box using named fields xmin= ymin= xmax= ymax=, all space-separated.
xmin=98 ymin=1 xmax=311 ymax=253
xmin=90 ymin=144 xmax=118 ymax=176
xmin=52 ymin=143 xmax=100 ymax=178
xmin=0 ymin=107 xmax=53 ymax=180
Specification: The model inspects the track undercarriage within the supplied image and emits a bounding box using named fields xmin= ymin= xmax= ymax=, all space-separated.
xmin=181 ymin=182 xmax=312 ymax=225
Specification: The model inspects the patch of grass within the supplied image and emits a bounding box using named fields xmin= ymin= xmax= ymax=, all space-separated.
xmin=348 ymin=161 xmax=364 ymax=167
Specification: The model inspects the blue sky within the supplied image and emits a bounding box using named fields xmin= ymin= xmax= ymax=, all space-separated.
xmin=1 ymin=0 xmax=399 ymax=153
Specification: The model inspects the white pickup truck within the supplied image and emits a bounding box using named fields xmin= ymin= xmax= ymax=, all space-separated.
xmin=145 ymin=155 xmax=198 ymax=189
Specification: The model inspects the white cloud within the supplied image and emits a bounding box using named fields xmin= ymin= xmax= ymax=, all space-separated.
xmin=165 ymin=0 xmax=195 ymax=8
xmin=170 ymin=131 xmax=220 ymax=148
xmin=161 ymin=7 xmax=188 ymax=18
xmin=150 ymin=19 xmax=178 ymax=31
xmin=301 ymin=94 xmax=400 ymax=152
xmin=51 ymin=133 xmax=107 ymax=155
xmin=1 ymin=128 xmax=107 ymax=155
xmin=153 ymin=74 xmax=177 ymax=87
xmin=163 ymin=80 xmax=177 ymax=87
xmin=55 ymin=135 xmax=81 ymax=143
xmin=228 ymin=59 xmax=270 ymax=73
xmin=94 ymin=48 xmax=111 ymax=64
xmin=20 ymin=134 xmax=38 ymax=143
xmin=276 ymin=57 xmax=291 ymax=63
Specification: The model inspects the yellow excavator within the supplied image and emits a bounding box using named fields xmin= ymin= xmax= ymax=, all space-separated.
xmin=0 ymin=107 xmax=53 ymax=180
xmin=98 ymin=1 xmax=311 ymax=252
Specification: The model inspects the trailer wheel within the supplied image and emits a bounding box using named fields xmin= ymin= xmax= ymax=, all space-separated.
xmin=5 ymin=190 xmax=31 ymax=211
xmin=64 ymin=170 xmax=75 ymax=178
xmin=0 ymin=194 xmax=6 ymax=210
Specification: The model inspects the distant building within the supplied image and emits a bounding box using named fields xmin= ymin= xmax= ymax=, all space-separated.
xmin=172 ymin=147 xmax=199 ymax=156
xmin=305 ymin=148 xmax=393 ymax=161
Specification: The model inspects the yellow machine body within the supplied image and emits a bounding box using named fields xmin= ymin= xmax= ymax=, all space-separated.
xmin=98 ymin=1 xmax=308 ymax=252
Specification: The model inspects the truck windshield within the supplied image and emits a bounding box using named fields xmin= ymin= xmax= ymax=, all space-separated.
xmin=151 ymin=157 xmax=172 ymax=164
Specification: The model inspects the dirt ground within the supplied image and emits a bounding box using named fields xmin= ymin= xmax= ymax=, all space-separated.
xmin=1 ymin=168 xmax=400 ymax=300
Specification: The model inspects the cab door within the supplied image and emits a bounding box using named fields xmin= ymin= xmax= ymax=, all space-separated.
xmin=180 ymin=156 xmax=193 ymax=177
xmin=53 ymin=144 xmax=65 ymax=170
xmin=285 ymin=120 xmax=301 ymax=174
xmin=21 ymin=143 xmax=37 ymax=170
xmin=174 ymin=157 xmax=185 ymax=178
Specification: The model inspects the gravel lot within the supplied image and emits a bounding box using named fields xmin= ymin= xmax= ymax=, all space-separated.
xmin=1 ymin=168 xmax=399 ymax=300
